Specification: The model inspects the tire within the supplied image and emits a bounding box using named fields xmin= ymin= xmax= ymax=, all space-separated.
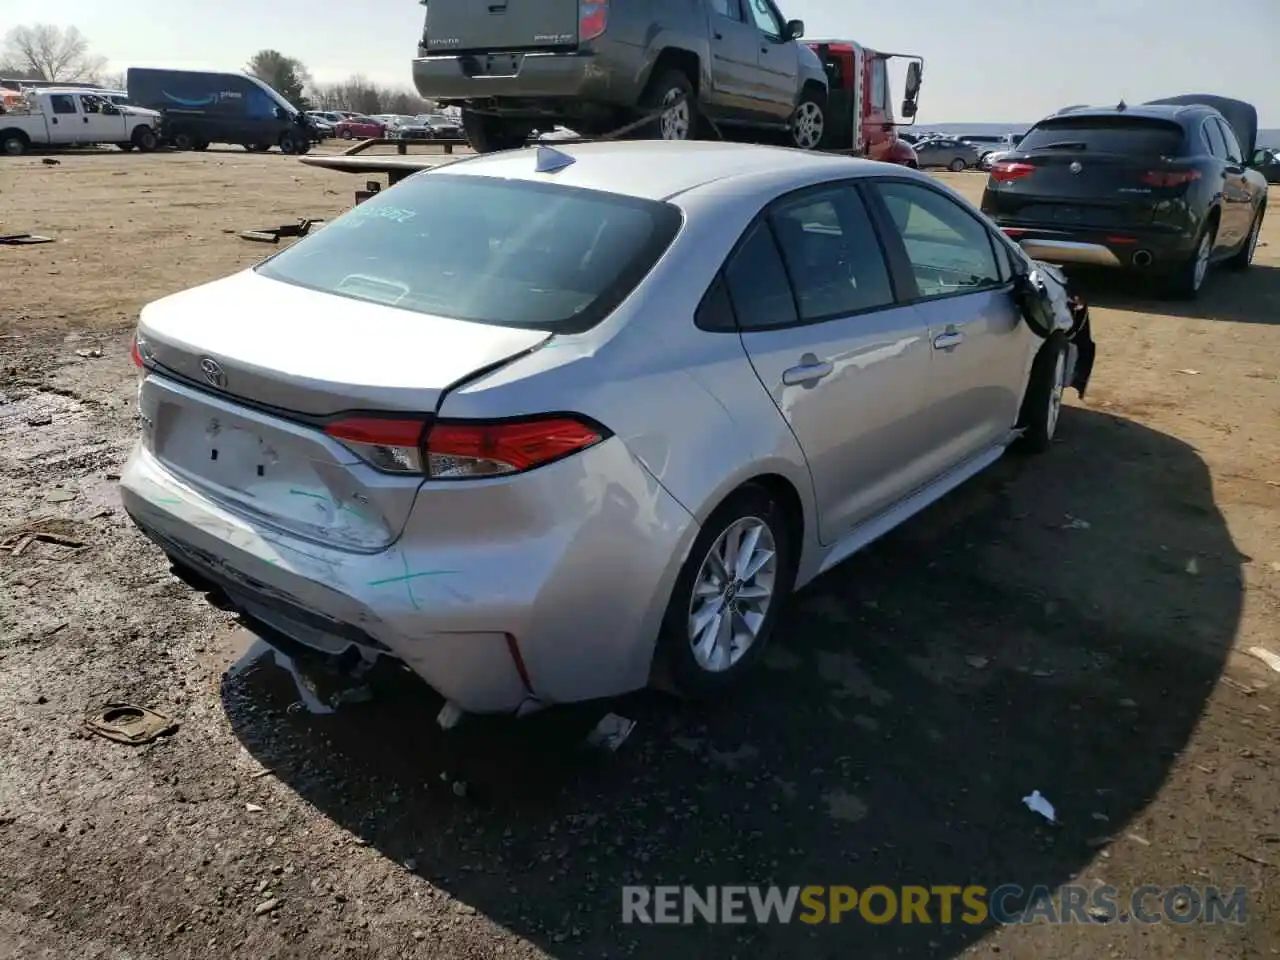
xmin=1166 ymin=220 xmax=1216 ymax=300
xmin=790 ymin=89 xmax=826 ymax=150
xmin=639 ymin=68 xmax=697 ymax=142
xmin=1013 ymin=333 xmax=1068 ymax=455
xmin=1228 ymin=205 xmax=1265 ymax=272
xmin=656 ymin=484 xmax=796 ymax=699
xmin=340 ymin=129 xmax=353 ymax=140
xmin=460 ymin=109 xmax=530 ymax=153
xmin=948 ymin=157 xmax=967 ymax=172
xmin=0 ymin=130 xmax=27 ymax=156
xmin=171 ymin=132 xmax=195 ymax=150
xmin=278 ymin=132 xmax=300 ymax=154
xmin=132 ymin=126 xmax=158 ymax=152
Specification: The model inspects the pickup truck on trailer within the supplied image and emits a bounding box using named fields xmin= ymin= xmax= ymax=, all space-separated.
xmin=0 ymin=88 xmax=161 ymax=155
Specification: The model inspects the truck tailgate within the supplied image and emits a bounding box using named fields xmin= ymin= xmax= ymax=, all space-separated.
xmin=425 ymin=0 xmax=581 ymax=53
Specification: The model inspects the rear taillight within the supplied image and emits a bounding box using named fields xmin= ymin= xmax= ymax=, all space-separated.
xmin=1140 ymin=169 xmax=1201 ymax=188
xmin=579 ymin=0 xmax=608 ymax=41
xmin=990 ymin=161 xmax=1035 ymax=183
xmin=323 ymin=414 xmax=608 ymax=479
xmin=130 ymin=331 xmax=145 ymax=368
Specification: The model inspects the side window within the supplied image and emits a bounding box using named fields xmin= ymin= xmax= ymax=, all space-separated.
xmin=711 ymin=0 xmax=744 ymax=21
xmin=1215 ymin=118 xmax=1243 ymax=163
xmin=768 ymin=187 xmax=894 ymax=320
xmin=80 ymin=95 xmax=104 ymax=114
xmin=745 ymin=0 xmax=782 ymax=38
xmin=1201 ymin=120 xmax=1227 ymax=159
xmin=723 ymin=221 xmax=797 ymax=329
xmin=695 ymin=273 xmax=738 ymax=331
xmin=870 ymin=59 xmax=890 ymax=112
xmin=49 ymin=95 xmax=77 ymax=115
xmin=872 ymin=180 xmax=1002 ymax=299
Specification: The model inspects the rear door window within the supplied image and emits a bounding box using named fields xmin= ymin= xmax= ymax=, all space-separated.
xmin=1018 ymin=116 xmax=1185 ymax=155
xmin=49 ymin=95 xmax=77 ymax=115
xmin=1201 ymin=119 xmax=1227 ymax=159
xmin=768 ymin=187 xmax=895 ymax=320
xmin=256 ymin=173 xmax=683 ymax=333
xmin=1214 ymin=118 xmax=1243 ymax=163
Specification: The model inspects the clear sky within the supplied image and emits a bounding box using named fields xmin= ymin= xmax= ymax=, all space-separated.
xmin=3 ymin=0 xmax=1277 ymax=124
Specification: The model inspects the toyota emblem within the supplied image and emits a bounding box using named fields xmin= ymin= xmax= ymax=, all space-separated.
xmin=200 ymin=357 xmax=227 ymax=389
xmin=1069 ymin=161 xmax=1083 ymax=174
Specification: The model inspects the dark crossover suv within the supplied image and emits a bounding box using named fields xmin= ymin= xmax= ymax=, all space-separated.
xmin=981 ymin=95 xmax=1269 ymax=298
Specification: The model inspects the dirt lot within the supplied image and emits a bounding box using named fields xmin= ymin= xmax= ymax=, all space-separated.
xmin=1 ymin=145 xmax=1278 ymax=960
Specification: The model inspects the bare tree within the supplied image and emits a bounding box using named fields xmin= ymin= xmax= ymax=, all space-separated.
xmin=309 ymin=76 xmax=433 ymax=116
xmin=2 ymin=24 xmax=107 ymax=82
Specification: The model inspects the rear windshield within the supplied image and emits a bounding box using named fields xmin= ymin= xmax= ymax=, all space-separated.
xmin=256 ymin=173 xmax=683 ymax=333
xmin=1017 ymin=116 xmax=1185 ymax=155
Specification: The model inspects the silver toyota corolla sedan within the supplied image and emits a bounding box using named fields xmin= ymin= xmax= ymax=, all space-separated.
xmin=121 ymin=140 xmax=1088 ymax=718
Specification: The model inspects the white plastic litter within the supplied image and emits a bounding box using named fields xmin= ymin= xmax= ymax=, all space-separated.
xmin=1022 ymin=790 xmax=1057 ymax=823
xmin=585 ymin=713 xmax=636 ymax=753
xmin=1246 ymin=647 xmax=1280 ymax=675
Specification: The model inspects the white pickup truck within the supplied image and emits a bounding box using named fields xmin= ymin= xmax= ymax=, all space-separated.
xmin=0 ymin=89 xmax=162 ymax=155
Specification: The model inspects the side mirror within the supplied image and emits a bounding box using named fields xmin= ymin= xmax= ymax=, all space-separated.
xmin=904 ymin=61 xmax=922 ymax=101
xmin=274 ymin=106 xmax=286 ymax=120
xmin=786 ymin=19 xmax=804 ymax=40
xmin=900 ymin=100 xmax=917 ymax=119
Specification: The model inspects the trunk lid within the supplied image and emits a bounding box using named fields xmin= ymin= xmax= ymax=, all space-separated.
xmin=137 ymin=270 xmax=549 ymax=551
xmin=424 ymin=0 xmax=582 ymax=54
xmin=986 ymin=115 xmax=1191 ymax=229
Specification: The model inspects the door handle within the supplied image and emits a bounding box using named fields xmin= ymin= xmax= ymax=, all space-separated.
xmin=714 ymin=31 xmax=723 ymax=39
xmin=83 ymin=116 xmax=89 ymax=123
xmin=932 ymin=331 xmax=965 ymax=350
xmin=782 ymin=359 xmax=833 ymax=385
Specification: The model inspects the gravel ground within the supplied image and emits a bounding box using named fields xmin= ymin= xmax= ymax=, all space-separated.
xmin=1 ymin=148 xmax=1278 ymax=959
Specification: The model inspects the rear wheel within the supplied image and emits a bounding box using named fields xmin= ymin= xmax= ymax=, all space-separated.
xmin=948 ymin=157 xmax=967 ymax=172
xmin=640 ymin=69 xmax=697 ymax=142
xmin=340 ymin=129 xmax=353 ymax=140
xmin=278 ymin=132 xmax=301 ymax=154
xmin=171 ymin=131 xmax=195 ymax=150
xmin=790 ymin=90 xmax=826 ymax=151
xmin=1167 ymin=222 xmax=1215 ymax=299
xmin=460 ymin=109 xmax=530 ymax=153
xmin=656 ymin=485 xmax=796 ymax=699
xmin=1228 ymin=205 xmax=1265 ymax=271
xmin=1013 ymin=333 xmax=1068 ymax=454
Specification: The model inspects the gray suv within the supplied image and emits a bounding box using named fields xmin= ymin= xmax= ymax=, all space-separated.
xmin=414 ymin=0 xmax=829 ymax=153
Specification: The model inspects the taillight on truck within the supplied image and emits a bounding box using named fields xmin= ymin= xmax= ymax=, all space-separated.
xmin=579 ymin=0 xmax=608 ymax=41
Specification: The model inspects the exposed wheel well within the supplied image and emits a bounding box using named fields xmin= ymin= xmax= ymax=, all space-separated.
xmin=799 ymin=80 xmax=826 ymax=105
xmin=648 ymin=48 xmax=700 ymax=97
xmin=740 ymin=474 xmax=805 ymax=557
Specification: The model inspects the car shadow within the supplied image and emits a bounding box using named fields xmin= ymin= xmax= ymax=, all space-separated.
xmin=1065 ymin=263 xmax=1280 ymax=325
xmin=224 ymin=404 xmax=1242 ymax=957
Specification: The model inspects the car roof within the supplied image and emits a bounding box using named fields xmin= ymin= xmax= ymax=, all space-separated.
xmin=1042 ymin=103 xmax=1206 ymax=125
xmin=435 ymin=140 xmax=903 ymax=202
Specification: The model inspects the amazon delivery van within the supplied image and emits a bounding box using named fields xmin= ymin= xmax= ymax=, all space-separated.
xmin=125 ymin=67 xmax=319 ymax=153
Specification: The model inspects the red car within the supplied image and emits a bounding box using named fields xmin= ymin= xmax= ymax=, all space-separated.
xmin=333 ymin=116 xmax=385 ymax=140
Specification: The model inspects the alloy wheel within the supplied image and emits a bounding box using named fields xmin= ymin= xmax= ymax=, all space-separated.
xmin=792 ymin=102 xmax=824 ymax=150
xmin=1193 ymin=232 xmax=1211 ymax=291
xmin=687 ymin=517 xmax=778 ymax=673
xmin=659 ymin=89 xmax=691 ymax=141
xmin=1046 ymin=349 xmax=1066 ymax=440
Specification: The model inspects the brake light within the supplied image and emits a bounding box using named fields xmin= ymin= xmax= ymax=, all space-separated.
xmin=130 ymin=332 xmax=143 ymax=368
xmin=579 ymin=0 xmax=608 ymax=41
xmin=1140 ymin=169 xmax=1201 ymax=188
xmin=323 ymin=414 xmax=607 ymax=478
xmin=426 ymin=417 xmax=606 ymax=478
xmin=990 ymin=161 xmax=1035 ymax=183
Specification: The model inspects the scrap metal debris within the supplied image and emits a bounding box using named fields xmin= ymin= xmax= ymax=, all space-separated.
xmin=1246 ymin=646 xmax=1280 ymax=675
xmin=237 ymin=218 xmax=323 ymax=244
xmin=1022 ymin=789 xmax=1057 ymax=823
xmin=84 ymin=703 xmax=178 ymax=745
xmin=1 ymin=518 xmax=86 ymax=559
xmin=0 ymin=233 xmax=54 ymax=245
xmin=585 ymin=712 xmax=636 ymax=753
